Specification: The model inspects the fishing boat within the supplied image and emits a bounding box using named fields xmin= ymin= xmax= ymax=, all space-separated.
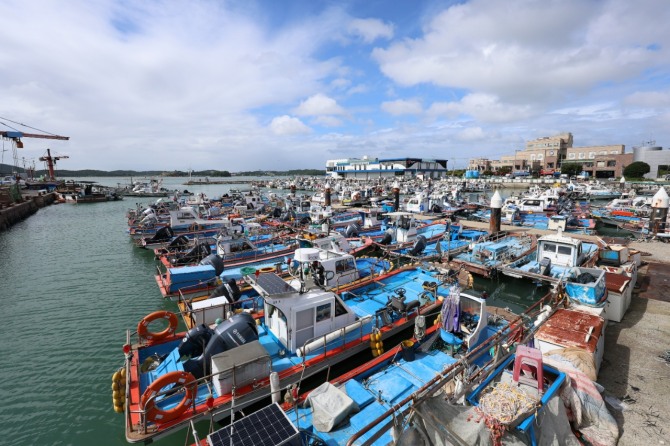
xmin=449 ymin=232 xmax=536 ymax=277
xmin=499 ymin=229 xmax=601 ymax=284
xmin=119 ymin=263 xmax=447 ymax=443
xmin=177 ymin=246 xmax=392 ymax=329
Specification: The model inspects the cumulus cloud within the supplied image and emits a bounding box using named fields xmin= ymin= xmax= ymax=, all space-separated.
xmin=372 ymin=0 xmax=670 ymax=104
xmin=313 ymin=116 xmax=343 ymax=127
xmin=295 ymin=93 xmax=346 ymax=116
xmin=381 ymin=99 xmax=423 ymax=116
xmin=428 ymin=93 xmax=535 ymax=123
xmin=347 ymin=18 xmax=393 ymax=43
xmin=270 ymin=115 xmax=311 ymax=135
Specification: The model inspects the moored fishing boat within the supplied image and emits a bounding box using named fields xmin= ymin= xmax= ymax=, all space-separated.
xmin=118 ymin=263 xmax=447 ymax=443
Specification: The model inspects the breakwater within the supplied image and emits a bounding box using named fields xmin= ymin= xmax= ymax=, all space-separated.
xmin=0 ymin=191 xmax=56 ymax=231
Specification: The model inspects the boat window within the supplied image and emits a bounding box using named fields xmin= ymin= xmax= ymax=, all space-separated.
xmin=316 ymin=303 xmax=331 ymax=322
xmin=557 ymin=245 xmax=572 ymax=255
xmin=333 ymin=296 xmax=348 ymax=317
xmin=543 ymin=243 xmax=557 ymax=253
xmin=336 ymin=259 xmax=355 ymax=273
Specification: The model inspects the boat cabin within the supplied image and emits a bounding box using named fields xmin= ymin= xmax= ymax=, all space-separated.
xmin=298 ymin=231 xmax=352 ymax=254
xmin=246 ymin=272 xmax=357 ymax=354
xmin=535 ymin=232 xmax=586 ymax=268
xmin=384 ymin=211 xmax=417 ymax=243
xmin=405 ymin=192 xmax=430 ymax=213
xmin=358 ymin=207 xmax=386 ymax=229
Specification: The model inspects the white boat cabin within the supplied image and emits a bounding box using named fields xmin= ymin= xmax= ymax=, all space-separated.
xmin=384 ymin=211 xmax=418 ymax=243
xmin=535 ymin=232 xmax=587 ymax=268
xmin=404 ymin=192 xmax=431 ymax=213
xmin=246 ymin=271 xmax=358 ymax=355
xmin=298 ymin=231 xmax=352 ymax=254
xmin=359 ymin=207 xmax=386 ymax=229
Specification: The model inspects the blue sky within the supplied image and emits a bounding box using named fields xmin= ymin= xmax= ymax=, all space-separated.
xmin=1 ymin=0 xmax=669 ymax=171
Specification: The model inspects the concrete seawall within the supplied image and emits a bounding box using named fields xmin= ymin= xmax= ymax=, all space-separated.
xmin=0 ymin=192 xmax=56 ymax=231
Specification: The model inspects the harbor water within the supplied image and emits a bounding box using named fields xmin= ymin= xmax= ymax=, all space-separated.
xmin=0 ymin=176 xmax=594 ymax=445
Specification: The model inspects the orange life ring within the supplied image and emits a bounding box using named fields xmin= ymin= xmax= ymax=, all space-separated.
xmin=189 ymin=223 xmax=200 ymax=231
xmin=141 ymin=371 xmax=196 ymax=424
xmin=137 ymin=311 xmax=179 ymax=342
xmin=259 ymin=266 xmax=275 ymax=273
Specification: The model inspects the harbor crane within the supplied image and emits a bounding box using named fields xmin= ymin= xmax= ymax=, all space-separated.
xmin=39 ymin=149 xmax=70 ymax=181
xmin=0 ymin=121 xmax=69 ymax=180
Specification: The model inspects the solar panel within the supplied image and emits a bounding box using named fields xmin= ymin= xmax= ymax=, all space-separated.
xmin=253 ymin=273 xmax=295 ymax=296
xmin=207 ymin=403 xmax=300 ymax=446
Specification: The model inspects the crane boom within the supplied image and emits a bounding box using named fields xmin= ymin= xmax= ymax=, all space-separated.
xmin=0 ymin=131 xmax=69 ymax=141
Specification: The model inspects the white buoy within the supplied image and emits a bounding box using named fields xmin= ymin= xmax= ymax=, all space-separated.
xmin=270 ymin=371 xmax=280 ymax=404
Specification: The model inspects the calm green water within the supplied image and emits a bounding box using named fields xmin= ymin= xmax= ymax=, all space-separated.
xmin=0 ymin=177 xmax=584 ymax=445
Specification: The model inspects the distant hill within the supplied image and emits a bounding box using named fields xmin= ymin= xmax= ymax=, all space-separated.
xmin=0 ymin=163 xmax=325 ymax=178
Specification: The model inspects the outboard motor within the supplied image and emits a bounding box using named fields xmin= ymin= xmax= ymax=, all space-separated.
xmin=539 ymin=257 xmax=552 ymax=276
xmin=408 ymin=235 xmax=427 ymax=256
xmin=181 ymin=313 xmax=259 ymax=379
xmin=149 ymin=226 xmax=174 ymax=243
xmin=208 ymin=278 xmax=241 ymax=301
xmin=431 ymin=204 xmax=442 ymax=213
xmin=300 ymin=216 xmax=311 ymax=225
xmin=174 ymin=243 xmax=212 ymax=265
xmin=200 ymin=253 xmax=225 ymax=276
xmin=345 ymin=223 xmax=360 ymax=238
xmin=272 ymin=207 xmax=282 ymax=218
xmin=167 ymin=235 xmax=190 ymax=249
xmin=380 ymin=229 xmax=393 ymax=245
xmin=178 ymin=324 xmax=213 ymax=359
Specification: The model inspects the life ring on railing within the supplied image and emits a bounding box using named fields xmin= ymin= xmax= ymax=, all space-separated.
xmin=189 ymin=223 xmax=200 ymax=231
xmin=141 ymin=371 xmax=196 ymax=424
xmin=137 ymin=311 xmax=179 ymax=342
xmin=259 ymin=266 xmax=275 ymax=273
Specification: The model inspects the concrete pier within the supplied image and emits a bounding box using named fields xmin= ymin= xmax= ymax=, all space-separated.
xmin=0 ymin=191 xmax=56 ymax=231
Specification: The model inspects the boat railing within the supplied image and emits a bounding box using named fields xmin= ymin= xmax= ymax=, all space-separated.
xmin=346 ymin=289 xmax=566 ymax=446
xmin=181 ymin=295 xmax=261 ymax=329
xmin=296 ymin=315 xmax=372 ymax=362
xmin=128 ymin=345 xmax=282 ymax=438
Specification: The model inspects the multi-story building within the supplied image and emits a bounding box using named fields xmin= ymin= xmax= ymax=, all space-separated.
xmin=472 ymin=133 xmax=639 ymax=178
xmin=467 ymin=158 xmax=492 ymax=172
xmin=326 ymin=156 xmax=448 ymax=180
xmin=523 ymin=133 xmax=573 ymax=171
xmin=632 ymin=143 xmax=670 ymax=179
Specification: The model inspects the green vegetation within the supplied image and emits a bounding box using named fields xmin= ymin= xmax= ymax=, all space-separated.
xmin=623 ymin=161 xmax=650 ymax=180
xmin=0 ymin=165 xmax=323 ymax=178
xmin=560 ymin=163 xmax=582 ymax=176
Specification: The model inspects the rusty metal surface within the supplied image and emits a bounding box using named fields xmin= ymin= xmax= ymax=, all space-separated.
xmin=636 ymin=262 xmax=670 ymax=302
xmin=605 ymin=272 xmax=630 ymax=293
xmin=535 ymin=308 xmax=604 ymax=353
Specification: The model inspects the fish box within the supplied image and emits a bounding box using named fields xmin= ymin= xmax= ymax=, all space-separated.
xmin=190 ymin=295 xmax=232 ymax=326
xmin=167 ymin=265 xmax=216 ymax=293
xmin=211 ymin=340 xmax=271 ymax=396
xmin=534 ymin=309 xmax=605 ymax=375
xmin=603 ymin=272 xmax=632 ymax=323
xmin=598 ymin=245 xmax=630 ymax=266
xmin=565 ymin=267 xmax=606 ymax=306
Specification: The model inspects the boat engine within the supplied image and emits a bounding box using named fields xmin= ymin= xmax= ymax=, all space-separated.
xmin=147 ymin=226 xmax=174 ymax=243
xmin=387 ymin=288 xmax=420 ymax=315
xmin=408 ymin=235 xmax=427 ymax=256
xmin=180 ymin=313 xmax=259 ymax=379
xmin=167 ymin=235 xmax=190 ymax=249
xmin=199 ymin=253 xmax=224 ymax=276
xmin=345 ymin=223 xmax=360 ymax=238
xmin=208 ymin=278 xmax=241 ymax=301
xmin=380 ymin=229 xmax=394 ymax=245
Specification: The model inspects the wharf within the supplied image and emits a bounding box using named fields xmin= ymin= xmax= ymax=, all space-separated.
xmin=0 ymin=189 xmax=56 ymax=231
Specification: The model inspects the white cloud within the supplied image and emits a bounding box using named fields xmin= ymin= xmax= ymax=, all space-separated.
xmin=381 ymin=99 xmax=423 ymax=116
xmin=295 ymin=94 xmax=346 ymax=116
xmin=313 ymin=116 xmax=343 ymax=127
xmin=624 ymin=91 xmax=670 ymax=108
xmin=428 ymin=93 xmax=534 ymax=123
xmin=347 ymin=18 xmax=393 ymax=43
xmin=270 ymin=116 xmax=311 ymax=135
xmin=372 ymin=0 xmax=670 ymax=104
